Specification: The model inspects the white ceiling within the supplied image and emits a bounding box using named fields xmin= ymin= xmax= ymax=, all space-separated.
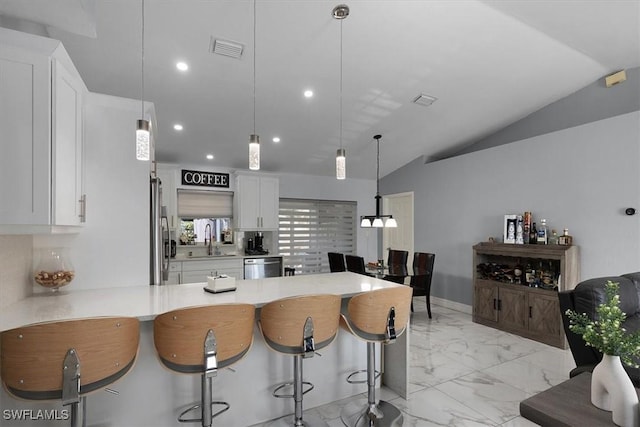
xmin=1 ymin=0 xmax=638 ymax=179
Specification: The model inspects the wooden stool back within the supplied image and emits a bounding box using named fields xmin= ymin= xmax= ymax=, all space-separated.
xmin=1 ymin=317 xmax=140 ymax=399
xmin=260 ymin=294 xmax=341 ymax=354
xmin=153 ymin=303 xmax=255 ymax=373
xmin=343 ymin=286 xmax=412 ymax=341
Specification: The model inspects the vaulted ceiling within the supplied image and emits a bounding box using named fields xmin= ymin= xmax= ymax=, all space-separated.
xmin=1 ymin=0 xmax=638 ymax=178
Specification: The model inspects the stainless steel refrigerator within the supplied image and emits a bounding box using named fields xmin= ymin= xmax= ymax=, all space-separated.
xmin=150 ymin=176 xmax=169 ymax=285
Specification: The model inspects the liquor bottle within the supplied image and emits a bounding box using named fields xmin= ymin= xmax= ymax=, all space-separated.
xmin=525 ymin=262 xmax=534 ymax=285
xmin=523 ymin=212 xmax=531 ymax=244
xmin=558 ymin=228 xmax=573 ymax=246
xmin=536 ymin=261 xmax=544 ymax=287
xmin=537 ymin=219 xmax=548 ymax=244
xmin=530 ymin=223 xmax=537 ymax=244
xmin=514 ymin=258 xmax=523 ymax=284
xmin=549 ymin=229 xmax=559 ymax=245
xmin=515 ymin=215 xmax=524 ymax=244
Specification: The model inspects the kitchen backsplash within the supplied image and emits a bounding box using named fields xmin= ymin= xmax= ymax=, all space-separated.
xmin=0 ymin=235 xmax=33 ymax=309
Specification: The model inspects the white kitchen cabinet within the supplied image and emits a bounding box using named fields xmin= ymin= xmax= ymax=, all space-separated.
xmin=166 ymin=261 xmax=182 ymax=284
xmin=166 ymin=272 xmax=181 ymax=285
xmin=0 ymin=29 xmax=86 ymax=232
xmin=234 ymin=174 xmax=279 ymax=230
xmin=180 ymin=258 xmax=243 ymax=284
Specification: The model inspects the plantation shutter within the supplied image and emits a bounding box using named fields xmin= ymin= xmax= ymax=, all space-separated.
xmin=278 ymin=198 xmax=357 ymax=275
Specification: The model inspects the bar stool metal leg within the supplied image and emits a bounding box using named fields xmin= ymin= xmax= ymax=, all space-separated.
xmin=266 ymin=354 xmax=329 ymax=427
xmin=340 ymin=343 xmax=403 ymax=427
xmin=294 ymin=355 xmax=304 ymax=426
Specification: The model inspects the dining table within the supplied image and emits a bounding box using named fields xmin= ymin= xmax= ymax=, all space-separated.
xmin=367 ymin=263 xmax=430 ymax=282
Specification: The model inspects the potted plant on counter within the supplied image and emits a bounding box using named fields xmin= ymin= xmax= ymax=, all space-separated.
xmin=566 ymin=281 xmax=640 ymax=427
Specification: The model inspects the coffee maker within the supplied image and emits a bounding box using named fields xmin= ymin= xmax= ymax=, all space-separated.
xmin=254 ymin=232 xmax=264 ymax=252
xmin=245 ymin=231 xmax=268 ymax=255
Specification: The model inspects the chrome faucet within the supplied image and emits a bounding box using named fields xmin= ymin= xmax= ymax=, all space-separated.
xmin=204 ymin=223 xmax=212 ymax=256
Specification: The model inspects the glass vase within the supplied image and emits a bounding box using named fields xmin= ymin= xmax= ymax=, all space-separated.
xmin=33 ymin=248 xmax=75 ymax=291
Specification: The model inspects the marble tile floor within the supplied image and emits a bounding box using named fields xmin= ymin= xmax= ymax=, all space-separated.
xmin=251 ymin=302 xmax=576 ymax=427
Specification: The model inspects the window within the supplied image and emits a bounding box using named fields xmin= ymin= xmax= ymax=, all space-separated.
xmin=179 ymin=218 xmax=232 ymax=245
xmin=279 ymin=198 xmax=357 ymax=275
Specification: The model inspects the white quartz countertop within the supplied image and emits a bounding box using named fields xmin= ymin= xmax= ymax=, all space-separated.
xmin=0 ymin=272 xmax=401 ymax=332
xmin=174 ymin=254 xmax=282 ymax=261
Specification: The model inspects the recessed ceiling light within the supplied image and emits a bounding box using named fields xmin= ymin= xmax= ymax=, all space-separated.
xmin=206 ymin=154 xmax=214 ymax=160
xmin=176 ymin=62 xmax=189 ymax=71
xmin=304 ymin=90 xmax=313 ymax=98
xmin=272 ymin=137 xmax=280 ymax=143
xmin=173 ymin=124 xmax=183 ymax=131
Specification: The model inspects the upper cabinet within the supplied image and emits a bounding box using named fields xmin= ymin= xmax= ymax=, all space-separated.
xmin=0 ymin=29 xmax=86 ymax=232
xmin=234 ymin=173 xmax=279 ymax=230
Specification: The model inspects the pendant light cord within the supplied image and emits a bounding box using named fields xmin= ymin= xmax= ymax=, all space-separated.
xmin=253 ymin=0 xmax=256 ymax=134
xmin=141 ymin=0 xmax=145 ymax=119
xmin=339 ymin=19 xmax=343 ymax=151
xmin=376 ymin=136 xmax=380 ymax=195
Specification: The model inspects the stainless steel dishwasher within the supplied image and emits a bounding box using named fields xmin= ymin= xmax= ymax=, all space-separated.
xmin=244 ymin=257 xmax=283 ymax=279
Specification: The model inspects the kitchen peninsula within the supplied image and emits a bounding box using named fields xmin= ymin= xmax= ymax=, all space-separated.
xmin=0 ymin=272 xmax=409 ymax=427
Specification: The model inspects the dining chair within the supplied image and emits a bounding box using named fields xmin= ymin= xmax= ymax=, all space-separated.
xmin=345 ymin=255 xmax=374 ymax=277
xmin=387 ymin=249 xmax=409 ymax=269
xmin=411 ymin=252 xmax=436 ymax=318
xmin=328 ymin=252 xmax=346 ymax=273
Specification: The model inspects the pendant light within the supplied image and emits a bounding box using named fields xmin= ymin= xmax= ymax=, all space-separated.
xmin=360 ymin=135 xmax=398 ymax=228
xmin=333 ymin=4 xmax=349 ymax=180
xmin=136 ymin=0 xmax=150 ymax=161
xmin=248 ymin=0 xmax=260 ymax=170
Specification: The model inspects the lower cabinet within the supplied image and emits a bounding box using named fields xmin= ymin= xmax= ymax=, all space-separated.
xmin=174 ymin=258 xmax=243 ymax=284
xmin=166 ymin=272 xmax=181 ymax=285
xmin=473 ymin=279 xmax=563 ymax=348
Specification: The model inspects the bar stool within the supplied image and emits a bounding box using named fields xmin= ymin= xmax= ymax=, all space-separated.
xmin=153 ymin=303 xmax=255 ymax=427
xmin=284 ymin=267 xmax=296 ymax=276
xmin=259 ymin=294 xmax=342 ymax=427
xmin=340 ymin=286 xmax=412 ymax=427
xmin=1 ymin=317 xmax=140 ymax=427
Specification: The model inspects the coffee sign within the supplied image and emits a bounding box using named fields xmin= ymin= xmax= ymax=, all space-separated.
xmin=181 ymin=169 xmax=230 ymax=188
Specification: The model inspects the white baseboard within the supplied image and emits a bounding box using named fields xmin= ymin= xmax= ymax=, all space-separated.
xmin=431 ymin=296 xmax=472 ymax=315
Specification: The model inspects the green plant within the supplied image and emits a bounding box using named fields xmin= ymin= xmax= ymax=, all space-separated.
xmin=566 ymin=281 xmax=640 ymax=367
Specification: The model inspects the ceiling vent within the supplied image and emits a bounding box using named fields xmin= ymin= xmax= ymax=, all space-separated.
xmin=412 ymin=93 xmax=438 ymax=107
xmin=210 ymin=37 xmax=244 ymax=59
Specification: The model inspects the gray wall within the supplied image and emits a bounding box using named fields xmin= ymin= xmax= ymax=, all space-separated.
xmin=381 ymin=111 xmax=640 ymax=307
xmin=444 ymin=67 xmax=640 ymax=159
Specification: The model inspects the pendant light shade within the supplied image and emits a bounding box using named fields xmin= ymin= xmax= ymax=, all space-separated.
xmin=135 ymin=0 xmax=149 ymax=161
xmin=249 ymin=134 xmax=260 ymax=170
xmin=249 ymin=0 xmax=260 ymax=170
xmin=372 ymin=217 xmax=385 ymax=228
xmin=333 ymin=4 xmax=349 ymax=179
xmin=360 ymin=134 xmax=398 ymax=228
xmin=136 ymin=119 xmax=150 ymax=161
xmin=336 ymin=148 xmax=346 ymax=180
xmin=385 ymin=217 xmax=398 ymax=228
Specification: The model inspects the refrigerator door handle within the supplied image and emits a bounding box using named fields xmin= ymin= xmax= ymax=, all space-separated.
xmin=161 ymin=215 xmax=170 ymax=281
